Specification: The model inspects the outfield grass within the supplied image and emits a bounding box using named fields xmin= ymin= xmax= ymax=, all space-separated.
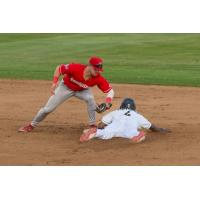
xmin=0 ymin=33 xmax=200 ymax=87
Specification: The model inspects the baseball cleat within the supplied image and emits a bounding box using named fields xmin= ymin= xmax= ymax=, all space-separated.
xmin=80 ymin=127 xmax=97 ymax=142
xmin=131 ymin=131 xmax=146 ymax=143
xmin=18 ymin=124 xmax=34 ymax=133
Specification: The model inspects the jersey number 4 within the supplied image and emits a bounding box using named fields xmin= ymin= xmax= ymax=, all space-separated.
xmin=124 ymin=111 xmax=131 ymax=116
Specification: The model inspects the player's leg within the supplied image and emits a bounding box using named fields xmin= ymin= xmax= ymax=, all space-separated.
xmin=113 ymin=130 xmax=146 ymax=143
xmin=80 ymin=127 xmax=115 ymax=142
xmin=97 ymin=122 xmax=146 ymax=143
xmin=74 ymin=88 xmax=96 ymax=126
xmin=80 ymin=127 xmax=145 ymax=143
xmin=131 ymin=131 xmax=146 ymax=143
xmin=95 ymin=128 xmax=116 ymax=139
xmin=31 ymin=82 xmax=74 ymax=126
xmin=80 ymin=127 xmax=97 ymax=142
xmin=18 ymin=82 xmax=74 ymax=132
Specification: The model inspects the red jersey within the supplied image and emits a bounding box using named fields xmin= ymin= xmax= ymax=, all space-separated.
xmin=59 ymin=63 xmax=112 ymax=93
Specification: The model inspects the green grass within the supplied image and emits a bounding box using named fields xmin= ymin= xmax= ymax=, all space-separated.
xmin=0 ymin=33 xmax=200 ymax=87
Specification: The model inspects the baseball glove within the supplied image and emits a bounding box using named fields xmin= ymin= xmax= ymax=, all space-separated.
xmin=96 ymin=103 xmax=112 ymax=113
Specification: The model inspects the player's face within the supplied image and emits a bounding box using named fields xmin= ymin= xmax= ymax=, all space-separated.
xmin=90 ymin=67 xmax=102 ymax=76
xmin=94 ymin=68 xmax=102 ymax=75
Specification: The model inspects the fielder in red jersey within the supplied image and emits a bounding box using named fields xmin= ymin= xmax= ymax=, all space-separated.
xmin=18 ymin=56 xmax=115 ymax=133
xmin=59 ymin=63 xmax=112 ymax=93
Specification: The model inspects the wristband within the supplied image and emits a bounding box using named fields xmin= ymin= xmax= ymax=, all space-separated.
xmin=53 ymin=76 xmax=59 ymax=84
xmin=105 ymin=97 xmax=112 ymax=103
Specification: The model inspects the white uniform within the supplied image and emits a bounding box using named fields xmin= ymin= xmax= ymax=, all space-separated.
xmin=95 ymin=109 xmax=151 ymax=139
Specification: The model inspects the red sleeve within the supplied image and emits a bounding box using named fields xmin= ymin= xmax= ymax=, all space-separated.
xmin=59 ymin=64 xmax=71 ymax=75
xmin=97 ymin=76 xmax=112 ymax=93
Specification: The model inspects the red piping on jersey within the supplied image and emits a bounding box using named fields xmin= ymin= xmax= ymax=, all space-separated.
xmin=104 ymin=87 xmax=112 ymax=93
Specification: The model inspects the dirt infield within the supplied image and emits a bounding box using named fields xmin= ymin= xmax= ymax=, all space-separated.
xmin=0 ymin=79 xmax=200 ymax=165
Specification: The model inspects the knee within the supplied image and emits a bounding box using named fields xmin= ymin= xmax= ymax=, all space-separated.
xmin=85 ymin=95 xmax=95 ymax=103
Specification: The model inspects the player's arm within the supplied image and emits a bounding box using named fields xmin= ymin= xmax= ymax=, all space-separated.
xmin=96 ymin=89 xmax=114 ymax=113
xmin=105 ymin=89 xmax=114 ymax=108
xmin=97 ymin=77 xmax=114 ymax=110
xmin=137 ymin=114 xmax=171 ymax=133
xmin=51 ymin=65 xmax=61 ymax=95
xmin=149 ymin=124 xmax=171 ymax=133
xmin=97 ymin=122 xmax=107 ymax=129
xmin=97 ymin=111 xmax=115 ymax=129
xmin=51 ymin=64 xmax=70 ymax=95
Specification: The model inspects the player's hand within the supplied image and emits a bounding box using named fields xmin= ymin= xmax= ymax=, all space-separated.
xmin=105 ymin=102 xmax=112 ymax=110
xmin=51 ymin=83 xmax=58 ymax=95
xmin=159 ymin=128 xmax=171 ymax=133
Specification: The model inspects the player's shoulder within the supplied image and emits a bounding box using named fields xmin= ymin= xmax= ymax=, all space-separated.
xmin=111 ymin=109 xmax=125 ymax=116
xmin=60 ymin=63 xmax=69 ymax=68
xmin=134 ymin=111 xmax=143 ymax=117
xmin=135 ymin=111 xmax=149 ymax=121
xmin=105 ymin=110 xmax=118 ymax=117
xmin=69 ymin=63 xmax=86 ymax=68
xmin=68 ymin=63 xmax=86 ymax=72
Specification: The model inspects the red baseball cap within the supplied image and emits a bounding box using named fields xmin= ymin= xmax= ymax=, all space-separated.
xmin=89 ymin=56 xmax=104 ymax=72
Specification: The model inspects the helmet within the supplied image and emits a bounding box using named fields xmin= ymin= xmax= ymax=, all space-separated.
xmin=89 ymin=56 xmax=103 ymax=72
xmin=120 ymin=98 xmax=136 ymax=110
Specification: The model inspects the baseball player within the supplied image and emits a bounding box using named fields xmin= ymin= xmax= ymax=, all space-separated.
xmin=80 ymin=98 xmax=170 ymax=143
xmin=18 ymin=56 xmax=114 ymax=132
